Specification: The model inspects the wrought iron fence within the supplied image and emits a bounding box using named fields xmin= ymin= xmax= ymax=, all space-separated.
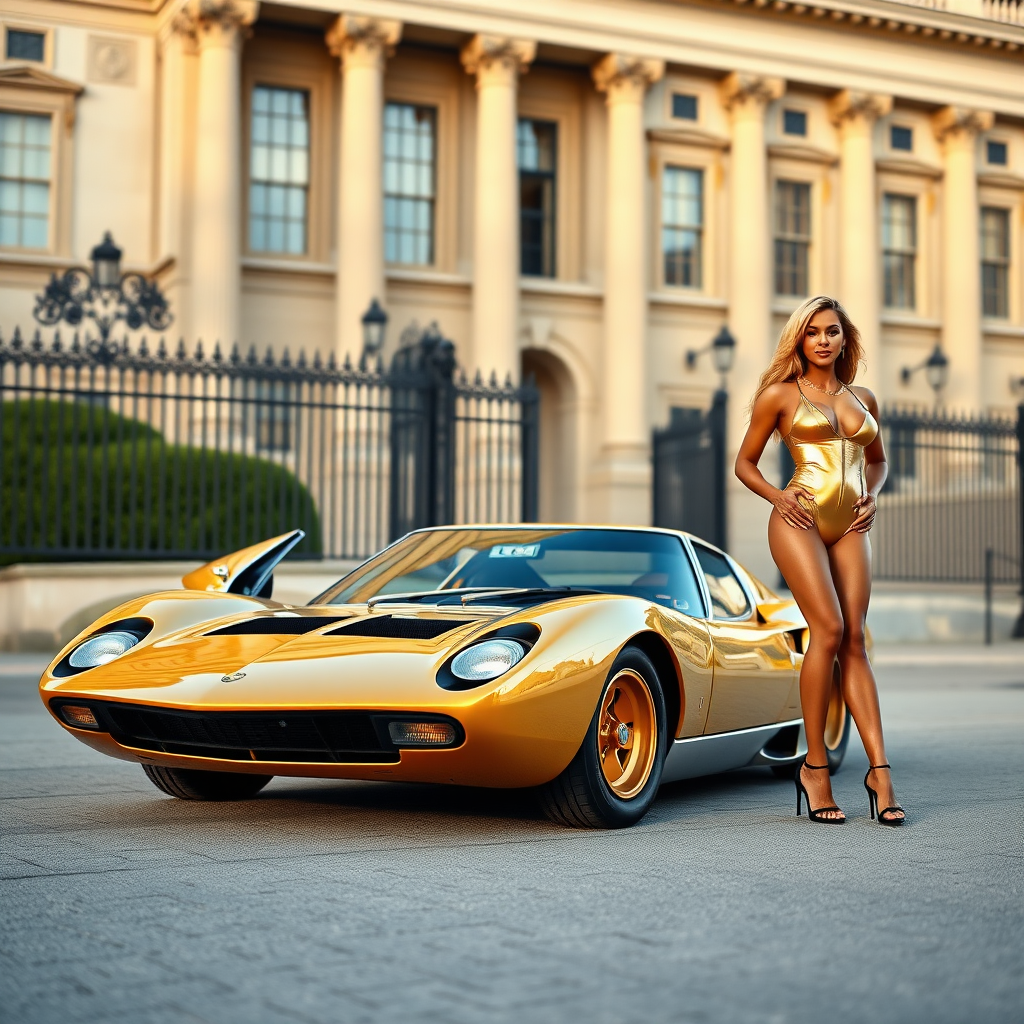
xmin=873 ymin=406 xmax=1021 ymax=584
xmin=0 ymin=326 xmax=539 ymax=564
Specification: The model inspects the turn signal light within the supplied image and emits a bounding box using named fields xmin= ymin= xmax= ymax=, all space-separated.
xmin=59 ymin=705 xmax=100 ymax=729
xmin=388 ymin=721 xmax=457 ymax=747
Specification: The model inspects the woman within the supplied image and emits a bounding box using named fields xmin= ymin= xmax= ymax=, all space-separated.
xmin=735 ymin=295 xmax=904 ymax=825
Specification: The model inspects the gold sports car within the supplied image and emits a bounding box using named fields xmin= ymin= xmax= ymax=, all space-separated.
xmin=40 ymin=526 xmax=851 ymax=828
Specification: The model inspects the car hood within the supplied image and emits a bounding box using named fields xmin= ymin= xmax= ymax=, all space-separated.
xmin=39 ymin=592 xmax=642 ymax=711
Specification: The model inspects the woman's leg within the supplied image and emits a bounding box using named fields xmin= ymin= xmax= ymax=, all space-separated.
xmin=828 ymin=530 xmax=903 ymax=820
xmin=768 ymin=510 xmax=845 ymax=818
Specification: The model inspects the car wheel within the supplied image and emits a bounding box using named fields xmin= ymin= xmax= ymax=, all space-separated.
xmin=771 ymin=660 xmax=852 ymax=779
xmin=142 ymin=764 xmax=273 ymax=800
xmin=539 ymin=646 xmax=667 ymax=829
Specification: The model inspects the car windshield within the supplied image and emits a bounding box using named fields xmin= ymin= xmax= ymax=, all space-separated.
xmin=316 ymin=528 xmax=706 ymax=615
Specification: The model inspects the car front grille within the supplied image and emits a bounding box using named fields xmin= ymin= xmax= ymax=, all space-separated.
xmin=90 ymin=702 xmax=398 ymax=763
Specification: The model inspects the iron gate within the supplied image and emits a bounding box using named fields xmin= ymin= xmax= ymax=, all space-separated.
xmin=651 ymin=392 xmax=727 ymax=549
xmin=0 ymin=326 xmax=539 ymax=563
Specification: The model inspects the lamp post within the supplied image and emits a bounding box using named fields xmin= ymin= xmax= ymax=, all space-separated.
xmin=901 ymin=344 xmax=949 ymax=397
xmin=360 ymin=298 xmax=388 ymax=360
xmin=32 ymin=232 xmax=173 ymax=358
xmin=685 ymin=325 xmax=737 ymax=549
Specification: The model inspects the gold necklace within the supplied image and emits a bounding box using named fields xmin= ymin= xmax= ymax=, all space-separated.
xmin=799 ymin=376 xmax=846 ymax=397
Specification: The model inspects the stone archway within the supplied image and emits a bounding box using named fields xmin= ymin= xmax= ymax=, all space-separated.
xmin=521 ymin=347 xmax=579 ymax=523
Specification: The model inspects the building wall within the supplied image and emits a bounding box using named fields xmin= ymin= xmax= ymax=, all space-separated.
xmin=2 ymin=0 xmax=1024 ymax=580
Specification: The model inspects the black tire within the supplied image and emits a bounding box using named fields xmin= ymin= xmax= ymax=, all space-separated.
xmin=142 ymin=764 xmax=273 ymax=800
xmin=539 ymin=646 xmax=667 ymax=829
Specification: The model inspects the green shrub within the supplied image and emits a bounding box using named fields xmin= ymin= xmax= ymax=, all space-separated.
xmin=1 ymin=399 xmax=322 ymax=562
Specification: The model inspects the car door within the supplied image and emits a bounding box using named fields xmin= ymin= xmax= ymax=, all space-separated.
xmin=690 ymin=542 xmax=798 ymax=734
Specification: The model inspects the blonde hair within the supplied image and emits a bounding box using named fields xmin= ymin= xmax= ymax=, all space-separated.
xmin=753 ymin=295 xmax=864 ymax=408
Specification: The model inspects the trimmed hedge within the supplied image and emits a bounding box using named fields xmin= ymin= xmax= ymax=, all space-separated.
xmin=1 ymin=398 xmax=321 ymax=562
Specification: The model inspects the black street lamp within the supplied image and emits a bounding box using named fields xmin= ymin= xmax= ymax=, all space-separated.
xmin=901 ymin=344 xmax=949 ymax=395
xmin=686 ymin=325 xmax=737 ymax=388
xmin=361 ymin=298 xmax=388 ymax=358
xmin=32 ymin=231 xmax=173 ymax=357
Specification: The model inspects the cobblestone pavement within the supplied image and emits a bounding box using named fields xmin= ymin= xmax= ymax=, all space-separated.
xmin=2 ymin=645 xmax=1022 ymax=1024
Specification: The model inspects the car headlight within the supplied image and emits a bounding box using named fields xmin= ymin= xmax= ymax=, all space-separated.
xmin=450 ymin=639 xmax=526 ymax=682
xmin=68 ymin=631 xmax=140 ymax=669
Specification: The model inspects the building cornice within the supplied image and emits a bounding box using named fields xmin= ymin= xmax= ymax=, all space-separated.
xmin=700 ymin=0 xmax=1024 ymax=53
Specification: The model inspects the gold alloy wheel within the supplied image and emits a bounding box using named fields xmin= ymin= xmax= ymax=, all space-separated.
xmin=824 ymin=664 xmax=846 ymax=751
xmin=597 ymin=669 xmax=658 ymax=800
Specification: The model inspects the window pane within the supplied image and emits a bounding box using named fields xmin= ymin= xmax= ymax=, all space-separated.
xmin=22 ymin=214 xmax=47 ymax=248
xmin=783 ymin=109 xmax=807 ymax=136
xmin=774 ymin=181 xmax=811 ymax=297
xmin=383 ymin=102 xmax=436 ymax=266
xmin=986 ymin=140 xmax=1008 ymax=167
xmin=672 ymin=94 xmax=698 ymax=121
xmin=0 ymin=112 xmax=52 ymax=249
xmin=882 ymin=194 xmax=916 ymax=309
xmin=661 ymin=166 xmax=702 ymax=288
xmin=981 ymin=207 xmax=1010 ymax=319
xmin=248 ymin=86 xmax=310 ymax=255
xmin=519 ymin=118 xmax=557 ymax=277
xmin=693 ymin=544 xmax=750 ymax=618
xmin=981 ymin=208 xmax=1009 ymax=261
xmin=6 ymin=29 xmax=45 ymax=62
xmin=890 ymin=125 xmax=913 ymax=152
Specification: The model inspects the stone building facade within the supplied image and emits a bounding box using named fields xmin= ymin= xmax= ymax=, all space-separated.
xmin=1 ymin=0 xmax=1023 ymax=579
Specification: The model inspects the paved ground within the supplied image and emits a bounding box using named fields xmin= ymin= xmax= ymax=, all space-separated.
xmin=2 ymin=645 xmax=1022 ymax=1024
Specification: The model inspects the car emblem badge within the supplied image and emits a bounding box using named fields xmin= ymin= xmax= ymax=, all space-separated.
xmin=221 ymin=671 xmax=246 ymax=683
xmin=616 ymin=723 xmax=630 ymax=746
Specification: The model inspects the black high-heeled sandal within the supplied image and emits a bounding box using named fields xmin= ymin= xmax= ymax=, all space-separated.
xmin=795 ymin=759 xmax=845 ymax=823
xmin=864 ymin=764 xmax=905 ymax=826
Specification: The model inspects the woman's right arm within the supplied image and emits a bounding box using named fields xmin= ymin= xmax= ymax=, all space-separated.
xmin=734 ymin=385 xmax=815 ymax=530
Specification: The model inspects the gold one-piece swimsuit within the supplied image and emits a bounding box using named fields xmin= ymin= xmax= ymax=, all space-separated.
xmin=783 ymin=382 xmax=879 ymax=546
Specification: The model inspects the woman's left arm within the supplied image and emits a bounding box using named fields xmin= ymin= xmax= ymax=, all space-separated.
xmin=850 ymin=388 xmax=888 ymax=533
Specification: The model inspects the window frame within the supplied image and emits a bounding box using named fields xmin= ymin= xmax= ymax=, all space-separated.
xmin=660 ymin=163 xmax=704 ymax=290
xmin=241 ymin=56 xmax=332 ymax=265
xmin=781 ymin=108 xmax=807 ymax=138
xmin=671 ymin=92 xmax=699 ymax=122
xmin=517 ymin=116 xmax=557 ymax=279
xmin=688 ymin=539 xmax=753 ymax=622
xmin=980 ymin=206 xmax=1011 ymax=321
xmin=889 ymin=125 xmax=914 ymax=153
xmin=985 ymin=139 xmax=1009 ymax=168
xmin=246 ymin=83 xmax=313 ymax=258
xmin=882 ymin=192 xmax=918 ymax=311
xmin=382 ymin=99 xmax=438 ymax=268
xmin=1 ymin=24 xmax=53 ymax=69
xmin=0 ymin=69 xmax=80 ymax=258
xmin=773 ymin=178 xmax=812 ymax=298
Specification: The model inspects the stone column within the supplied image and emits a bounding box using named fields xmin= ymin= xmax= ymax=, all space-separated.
xmin=461 ymin=35 xmax=536 ymax=382
xmin=178 ymin=0 xmax=258 ymax=348
xmin=721 ymin=72 xmax=784 ymax=575
xmin=829 ymin=90 xmax=892 ymax=394
xmin=590 ymin=53 xmax=664 ymax=525
xmin=933 ymin=106 xmax=994 ymax=413
xmin=327 ymin=15 xmax=402 ymax=361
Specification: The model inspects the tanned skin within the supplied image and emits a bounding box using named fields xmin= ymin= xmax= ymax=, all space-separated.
xmin=735 ymin=309 xmax=903 ymax=822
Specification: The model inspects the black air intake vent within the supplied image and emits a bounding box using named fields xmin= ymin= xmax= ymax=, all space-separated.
xmin=326 ymin=615 xmax=473 ymax=640
xmin=91 ymin=702 xmax=396 ymax=763
xmin=206 ymin=616 xmax=350 ymax=636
